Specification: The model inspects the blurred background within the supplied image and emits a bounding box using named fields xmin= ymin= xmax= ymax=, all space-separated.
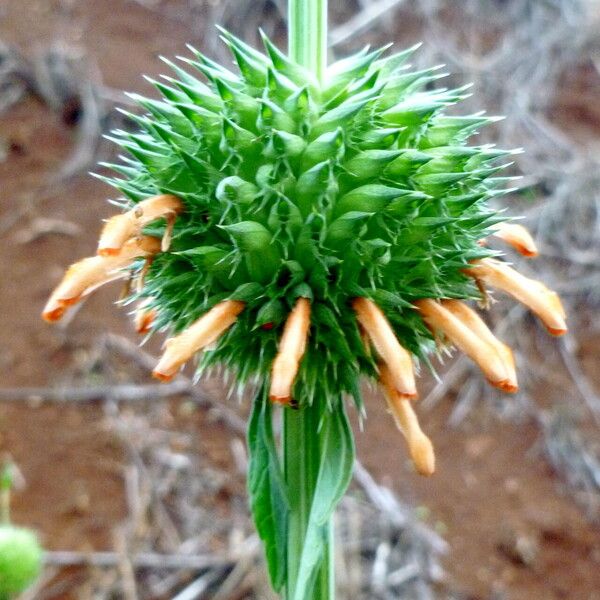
xmin=1 ymin=0 xmax=600 ymax=598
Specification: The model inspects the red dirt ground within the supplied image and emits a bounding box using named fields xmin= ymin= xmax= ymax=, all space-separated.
xmin=1 ymin=2 xmax=600 ymax=599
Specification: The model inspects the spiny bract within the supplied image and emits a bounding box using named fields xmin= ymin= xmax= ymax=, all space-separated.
xmin=97 ymin=31 xmax=513 ymax=408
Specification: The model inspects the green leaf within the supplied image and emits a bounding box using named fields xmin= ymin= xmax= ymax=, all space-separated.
xmin=248 ymin=390 xmax=289 ymax=592
xmin=291 ymin=403 xmax=355 ymax=600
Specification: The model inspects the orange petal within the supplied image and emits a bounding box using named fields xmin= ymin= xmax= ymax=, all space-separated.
xmin=43 ymin=236 xmax=161 ymax=323
xmin=416 ymin=299 xmax=518 ymax=393
xmin=134 ymin=299 xmax=157 ymax=334
xmin=441 ymin=300 xmax=518 ymax=393
xmin=152 ymin=300 xmax=245 ymax=381
xmin=269 ymin=298 xmax=311 ymax=405
xmin=493 ymin=223 xmax=538 ymax=258
xmin=98 ymin=194 xmax=183 ymax=256
xmin=467 ymin=259 xmax=567 ymax=336
xmin=379 ymin=363 xmax=434 ymax=476
xmin=352 ymin=297 xmax=417 ymax=399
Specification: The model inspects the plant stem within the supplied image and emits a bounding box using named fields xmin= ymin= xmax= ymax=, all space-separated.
xmin=284 ymin=402 xmax=333 ymax=600
xmin=285 ymin=1 xmax=331 ymax=598
xmin=288 ymin=0 xmax=328 ymax=82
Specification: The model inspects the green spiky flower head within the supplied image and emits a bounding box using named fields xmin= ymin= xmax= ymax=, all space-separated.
xmin=42 ymin=26 xmax=568 ymax=599
xmin=94 ymin=31 xmax=513 ymax=408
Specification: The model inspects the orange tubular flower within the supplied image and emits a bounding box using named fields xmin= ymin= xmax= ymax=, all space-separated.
xmin=152 ymin=300 xmax=245 ymax=382
xmin=467 ymin=258 xmax=567 ymax=336
xmin=415 ymin=299 xmax=518 ymax=393
xmin=352 ymin=297 xmax=417 ymax=399
xmin=97 ymin=194 xmax=184 ymax=256
xmin=134 ymin=299 xmax=158 ymax=334
xmin=270 ymin=298 xmax=311 ymax=405
xmin=492 ymin=223 xmax=539 ymax=258
xmin=443 ymin=299 xmax=517 ymax=392
xmin=379 ymin=363 xmax=435 ymax=476
xmin=42 ymin=236 xmax=162 ymax=323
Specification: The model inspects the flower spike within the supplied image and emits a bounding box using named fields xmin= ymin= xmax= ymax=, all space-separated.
xmin=153 ymin=300 xmax=245 ymax=382
xmin=352 ymin=297 xmax=417 ymax=399
xmin=97 ymin=194 xmax=184 ymax=256
xmin=379 ymin=363 xmax=435 ymax=476
xmin=270 ymin=297 xmax=311 ymax=405
xmin=415 ymin=299 xmax=518 ymax=393
xmin=42 ymin=236 xmax=162 ymax=323
xmin=492 ymin=223 xmax=538 ymax=258
xmin=467 ymin=259 xmax=567 ymax=336
xmin=36 ymin=31 xmax=571 ymax=598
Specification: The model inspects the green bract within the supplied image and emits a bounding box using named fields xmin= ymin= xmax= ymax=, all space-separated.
xmin=0 ymin=526 xmax=42 ymax=598
xmin=100 ymin=30 xmax=511 ymax=410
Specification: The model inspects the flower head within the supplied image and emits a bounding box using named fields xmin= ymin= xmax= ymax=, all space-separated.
xmin=43 ymin=31 xmax=566 ymax=472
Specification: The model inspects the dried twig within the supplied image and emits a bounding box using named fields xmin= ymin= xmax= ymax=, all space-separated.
xmin=44 ymin=551 xmax=236 ymax=570
xmin=0 ymin=381 xmax=195 ymax=403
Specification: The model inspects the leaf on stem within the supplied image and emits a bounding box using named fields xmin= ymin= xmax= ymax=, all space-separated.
xmin=292 ymin=401 xmax=355 ymax=600
xmin=247 ymin=388 xmax=289 ymax=592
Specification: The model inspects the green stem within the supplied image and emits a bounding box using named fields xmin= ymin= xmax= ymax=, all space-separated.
xmin=285 ymin=1 xmax=331 ymax=598
xmin=283 ymin=402 xmax=333 ymax=600
xmin=288 ymin=0 xmax=328 ymax=82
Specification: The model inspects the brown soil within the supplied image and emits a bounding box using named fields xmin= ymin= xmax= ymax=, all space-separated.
xmin=1 ymin=2 xmax=600 ymax=599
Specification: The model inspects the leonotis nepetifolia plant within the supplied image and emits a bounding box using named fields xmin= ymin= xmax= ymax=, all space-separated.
xmin=42 ymin=2 xmax=566 ymax=597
